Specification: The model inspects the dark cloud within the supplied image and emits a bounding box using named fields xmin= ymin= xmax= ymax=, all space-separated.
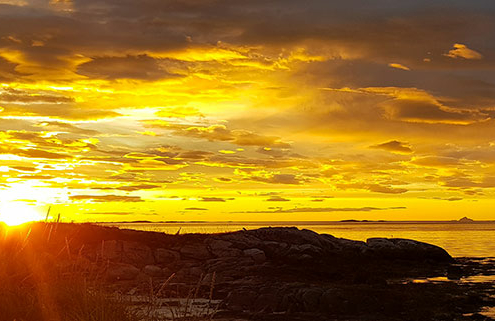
xmin=184 ymin=207 xmax=208 ymax=211
xmin=382 ymin=99 xmax=487 ymax=124
xmin=10 ymin=148 xmax=72 ymax=160
xmin=77 ymin=55 xmax=182 ymax=80
xmin=371 ymin=140 xmax=413 ymax=153
xmin=199 ymin=197 xmax=233 ymax=202
xmin=146 ymin=122 xmax=291 ymax=148
xmin=265 ymin=196 xmax=290 ymax=202
xmin=0 ymin=103 xmax=121 ymax=120
xmin=0 ymin=56 xmax=23 ymax=81
xmin=251 ymin=173 xmax=305 ymax=185
xmin=35 ymin=121 xmax=99 ymax=135
xmin=336 ymin=183 xmax=408 ymax=194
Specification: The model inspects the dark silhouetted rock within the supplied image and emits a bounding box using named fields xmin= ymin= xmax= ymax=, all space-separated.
xmin=180 ymin=243 xmax=211 ymax=260
xmin=143 ymin=264 xmax=163 ymax=277
xmin=366 ymin=238 xmax=453 ymax=262
xmin=207 ymin=239 xmax=243 ymax=257
xmin=155 ymin=248 xmax=180 ymax=264
xmin=243 ymin=248 xmax=266 ymax=264
xmin=106 ymin=263 xmax=140 ymax=281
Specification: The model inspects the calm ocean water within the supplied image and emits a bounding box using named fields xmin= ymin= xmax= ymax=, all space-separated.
xmin=105 ymin=221 xmax=495 ymax=258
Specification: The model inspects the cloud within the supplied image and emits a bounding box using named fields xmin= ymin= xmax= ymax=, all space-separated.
xmin=184 ymin=207 xmax=208 ymax=211
xmin=85 ymin=212 xmax=134 ymax=215
xmin=0 ymin=88 xmax=74 ymax=104
xmin=410 ymin=156 xmax=460 ymax=167
xmin=0 ymin=56 xmax=22 ymax=81
xmin=370 ymin=140 xmax=412 ymax=153
xmin=145 ymin=122 xmax=291 ymax=148
xmin=35 ymin=121 xmax=99 ymax=135
xmin=69 ymin=195 xmax=144 ymax=202
xmin=251 ymin=173 xmax=305 ymax=185
xmin=388 ymin=63 xmax=410 ymax=71
xmin=444 ymin=44 xmax=483 ymax=60
xmin=114 ymin=184 xmax=161 ymax=191
xmin=381 ymin=98 xmax=485 ymax=124
xmin=199 ymin=197 xmax=233 ymax=202
xmin=265 ymin=196 xmax=290 ymax=202
xmin=11 ymin=148 xmax=72 ymax=160
xmin=235 ymin=206 xmax=407 ymax=214
xmin=336 ymin=183 xmax=408 ymax=194
xmin=77 ymin=55 xmax=182 ymax=80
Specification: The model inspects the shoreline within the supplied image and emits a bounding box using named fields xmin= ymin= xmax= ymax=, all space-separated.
xmin=2 ymin=222 xmax=494 ymax=320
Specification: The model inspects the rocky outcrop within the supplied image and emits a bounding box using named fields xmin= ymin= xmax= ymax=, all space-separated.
xmin=14 ymin=223 xmax=472 ymax=321
xmin=71 ymin=226 xmax=453 ymax=284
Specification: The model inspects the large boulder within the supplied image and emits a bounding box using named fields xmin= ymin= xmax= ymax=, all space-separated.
xmin=100 ymin=240 xmax=154 ymax=266
xmin=243 ymin=248 xmax=266 ymax=264
xmin=154 ymin=248 xmax=180 ymax=264
xmin=180 ymin=243 xmax=212 ymax=260
xmin=106 ymin=263 xmax=140 ymax=281
xmin=366 ymin=238 xmax=453 ymax=262
xmin=207 ymin=239 xmax=243 ymax=258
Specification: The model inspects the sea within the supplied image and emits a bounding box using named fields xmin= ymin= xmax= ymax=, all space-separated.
xmin=104 ymin=221 xmax=495 ymax=258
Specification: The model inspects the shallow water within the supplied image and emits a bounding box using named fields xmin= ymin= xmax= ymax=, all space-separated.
xmin=103 ymin=221 xmax=495 ymax=258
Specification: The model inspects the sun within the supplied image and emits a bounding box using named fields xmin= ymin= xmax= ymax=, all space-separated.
xmin=0 ymin=202 xmax=43 ymax=226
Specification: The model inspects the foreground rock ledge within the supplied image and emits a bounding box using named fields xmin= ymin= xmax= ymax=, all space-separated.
xmin=3 ymin=223 xmax=494 ymax=321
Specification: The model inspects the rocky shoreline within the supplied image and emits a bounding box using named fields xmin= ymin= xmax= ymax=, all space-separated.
xmin=3 ymin=223 xmax=495 ymax=320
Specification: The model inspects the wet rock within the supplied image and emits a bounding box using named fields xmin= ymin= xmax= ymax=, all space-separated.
xmin=243 ymin=248 xmax=266 ymax=264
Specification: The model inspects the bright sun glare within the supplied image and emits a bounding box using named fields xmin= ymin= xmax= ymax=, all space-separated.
xmin=0 ymin=202 xmax=43 ymax=226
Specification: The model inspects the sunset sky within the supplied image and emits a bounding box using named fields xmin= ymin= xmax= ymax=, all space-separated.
xmin=1 ymin=1 xmax=495 ymax=223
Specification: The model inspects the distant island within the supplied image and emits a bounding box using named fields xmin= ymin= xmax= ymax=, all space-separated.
xmin=457 ymin=217 xmax=475 ymax=223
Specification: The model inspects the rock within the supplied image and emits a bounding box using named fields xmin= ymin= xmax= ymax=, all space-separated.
xmin=189 ymin=266 xmax=203 ymax=278
xmin=288 ymin=243 xmax=322 ymax=258
xmin=180 ymin=243 xmax=212 ymax=260
xmin=243 ymin=248 xmax=266 ymax=264
xmin=100 ymin=240 xmax=154 ymax=266
xmin=249 ymin=227 xmax=324 ymax=248
xmin=122 ymin=241 xmax=155 ymax=266
xmin=220 ymin=232 xmax=262 ymax=249
xmin=143 ymin=265 xmax=163 ymax=277
xmin=253 ymin=292 xmax=279 ymax=312
xmin=262 ymin=241 xmax=289 ymax=257
xmin=106 ymin=263 xmax=140 ymax=281
xmin=155 ymin=248 xmax=180 ymax=264
xmin=207 ymin=239 xmax=243 ymax=257
xmin=301 ymin=288 xmax=324 ymax=312
xmin=366 ymin=238 xmax=453 ymax=262
xmin=100 ymin=240 xmax=122 ymax=261
xmin=227 ymin=289 xmax=258 ymax=309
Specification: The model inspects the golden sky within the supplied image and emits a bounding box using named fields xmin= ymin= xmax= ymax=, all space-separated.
xmin=1 ymin=0 xmax=495 ymax=223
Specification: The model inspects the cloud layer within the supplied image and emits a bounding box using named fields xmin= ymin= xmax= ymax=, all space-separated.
xmin=1 ymin=0 xmax=495 ymax=221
